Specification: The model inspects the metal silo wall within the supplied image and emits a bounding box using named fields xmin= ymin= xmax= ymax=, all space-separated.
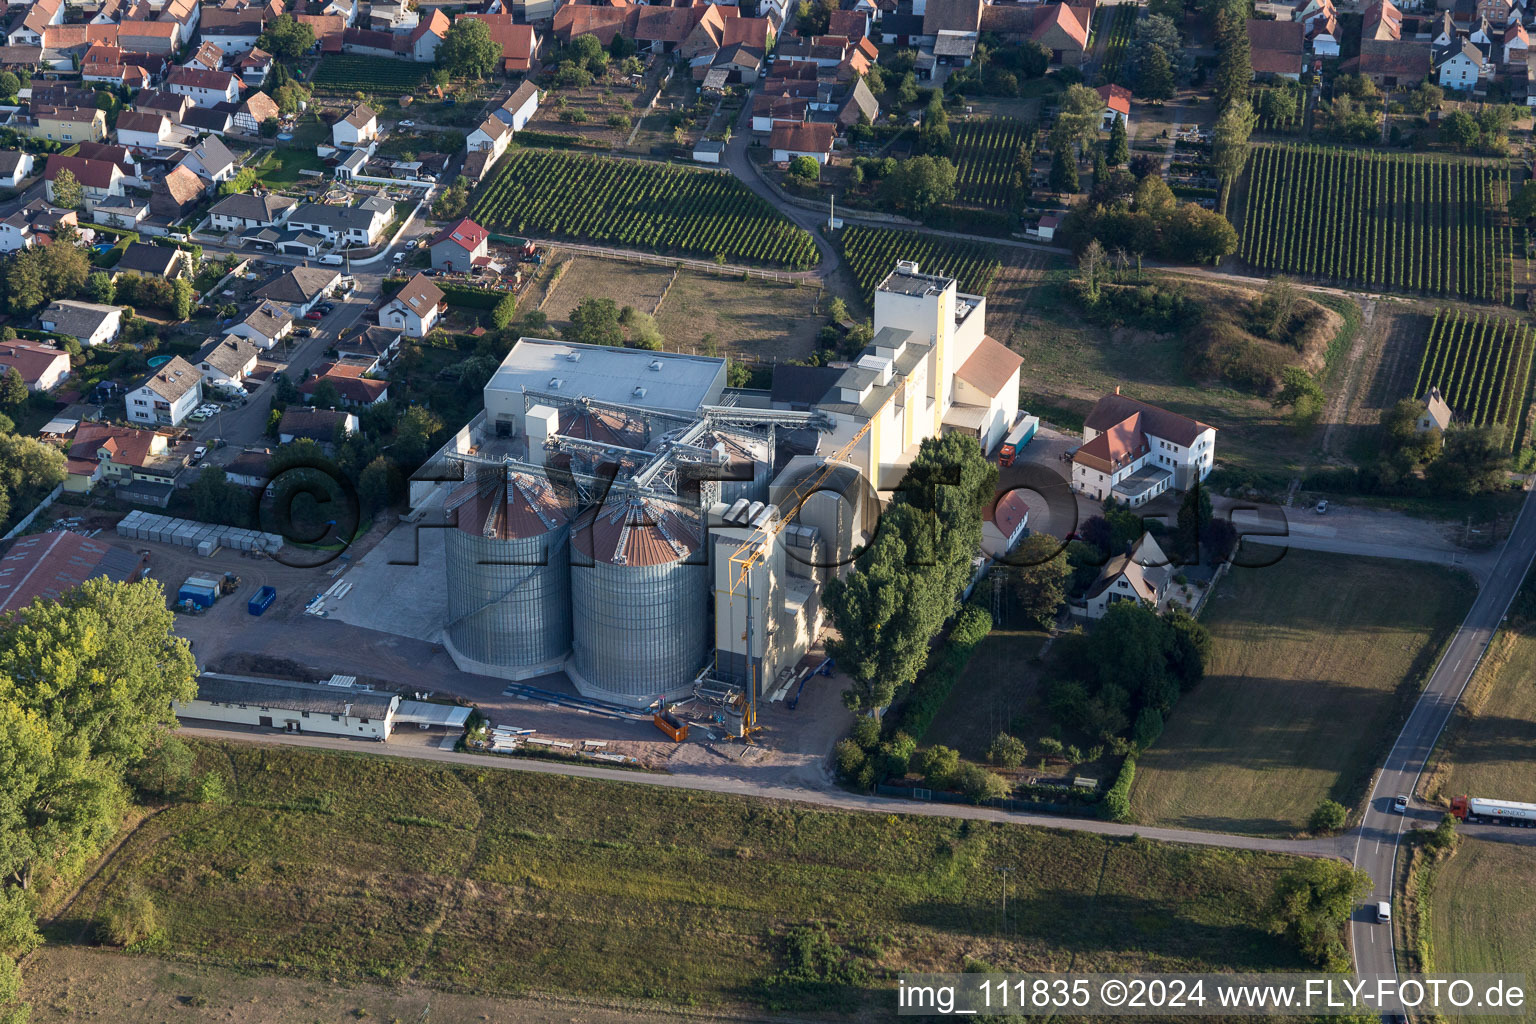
xmin=570 ymin=556 xmax=709 ymax=699
xmin=445 ymin=526 xmax=572 ymax=668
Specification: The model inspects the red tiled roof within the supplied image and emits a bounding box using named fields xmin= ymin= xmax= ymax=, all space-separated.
xmin=0 ymin=339 xmax=66 ymax=386
xmin=167 ymin=66 xmax=240 ymax=91
xmin=954 ymin=335 xmax=1023 ymax=397
xmin=1096 ymin=82 xmax=1132 ymax=115
xmin=43 ymin=154 xmax=119 ymax=190
xmin=552 ymin=3 xmax=630 ymax=45
xmin=769 ymin=120 xmax=835 ymax=154
xmin=431 ymin=217 xmax=488 ymax=252
xmin=0 ymin=532 xmax=145 ymax=615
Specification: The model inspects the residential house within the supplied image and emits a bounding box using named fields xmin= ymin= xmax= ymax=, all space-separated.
xmin=223 ymin=447 xmax=273 ymax=488
xmin=166 ymin=66 xmax=242 ymax=107
xmin=63 ymin=422 xmax=178 ymax=493
xmin=951 ymin=335 xmax=1024 ymax=453
xmin=207 ymin=191 xmax=295 ymax=232
xmin=1248 ymin=18 xmax=1304 ymax=79
xmin=183 ymin=106 xmax=233 ymax=136
xmin=114 ymin=109 xmax=171 ymax=150
xmin=1344 ymin=38 xmax=1431 ymax=86
xmin=150 ymin=164 xmax=207 ymax=220
xmin=1363 ymin=0 xmax=1401 ymax=40
xmin=379 ymin=272 xmax=444 ymax=338
xmin=979 ymin=3 xmax=1088 ymax=64
xmin=252 ymin=266 xmax=341 ymax=316
xmin=133 ymin=88 xmax=192 ymax=122
xmin=300 ymin=361 xmax=389 ymax=406
xmin=429 ymin=217 xmax=489 ymax=273
xmin=334 ymin=325 xmax=402 ymax=370
xmin=829 ymin=7 xmax=868 ymax=40
xmin=81 ymin=43 xmax=155 ymax=88
xmin=42 ymin=154 xmax=124 ymax=209
xmin=0 ymin=533 xmax=148 ymax=612
xmin=1436 ymin=38 xmax=1485 ymax=87
xmin=1505 ymin=22 xmax=1528 ymax=62
xmin=6 ymin=0 xmax=63 ymax=48
xmin=286 ymin=197 xmax=392 ymax=246
xmin=770 ymin=121 xmax=836 ymax=163
xmin=185 ymin=39 xmax=225 ymax=71
xmin=0 ymin=200 xmax=76 ymax=252
xmin=28 ymin=105 xmax=106 ymax=144
xmin=405 ymin=10 xmax=450 ymax=62
xmin=174 ymin=673 xmax=400 ymax=741
xmin=1080 ymin=533 xmax=1173 ymax=619
xmin=458 ymin=13 xmax=541 ymax=73
xmin=1418 ymin=387 xmax=1452 ymax=432
xmin=114 ymin=241 xmax=184 ymax=279
xmin=178 ymin=135 xmax=236 ymax=182
xmin=1306 ymin=10 xmax=1340 ymax=55
xmin=981 ymin=489 xmax=1030 ymax=558
xmin=94 ymin=195 xmax=151 ymax=232
xmin=497 ymin=80 xmax=541 ymax=132
xmin=0 ymin=339 xmax=69 ymax=391
xmin=233 ymin=89 xmax=281 ymax=134
xmin=194 ymin=334 xmax=260 ymax=385
xmin=117 ymin=19 xmax=180 ymax=55
xmin=331 ymin=103 xmax=378 ymax=148
xmin=238 ymin=46 xmax=274 ymax=85
xmin=226 ymin=301 xmax=294 ymax=349
xmin=41 ymin=300 xmax=123 ymax=347
xmin=126 ymin=355 xmax=202 ymax=426
xmin=878 ymin=12 xmax=925 ymax=45
xmin=1070 ymin=392 xmax=1217 ymax=505
xmin=74 ymin=142 xmax=139 ymax=182
xmin=0 ymin=150 xmax=33 ymax=187
xmin=278 ymin=406 xmax=359 ymax=445
xmin=1095 ymin=83 xmax=1131 ymax=130
xmin=466 ymin=114 xmax=512 ymax=163
xmin=198 ymin=6 xmax=270 ymax=55
xmin=752 ymin=92 xmax=810 ymax=132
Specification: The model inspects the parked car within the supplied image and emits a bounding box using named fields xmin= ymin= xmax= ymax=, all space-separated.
xmin=392 ymin=251 xmax=406 ymax=263
xmin=398 ymin=119 xmax=415 ymax=128
xmin=304 ymin=310 xmax=324 ymax=321
xmin=191 ymin=445 xmax=207 ymax=463
xmin=294 ymin=326 xmax=314 ymax=337
xmin=1316 ymin=500 xmax=1328 ymax=515
xmin=316 ymin=303 xmax=335 ymax=314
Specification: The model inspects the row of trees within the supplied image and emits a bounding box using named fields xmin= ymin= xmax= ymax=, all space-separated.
xmin=0 ymin=578 xmax=199 ymax=1022
xmin=1064 ymin=173 xmax=1240 ymax=264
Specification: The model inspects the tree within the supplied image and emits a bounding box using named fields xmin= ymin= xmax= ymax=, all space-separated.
xmin=1138 ymin=44 xmax=1176 ymax=104
xmin=256 ymin=13 xmax=315 ymax=60
xmin=491 ymin=291 xmax=517 ymax=330
xmin=0 ymin=72 xmax=17 ymax=101
xmin=1049 ymin=144 xmax=1079 ymax=194
xmin=1308 ymin=798 xmax=1348 ymax=833
xmin=1107 ymin=114 xmax=1128 ymax=166
xmin=391 ymin=405 xmax=443 ymax=470
xmin=563 ymin=297 xmax=624 ymax=347
xmin=787 ymin=154 xmax=820 ymax=180
xmin=1211 ymin=99 xmax=1255 ymax=211
xmin=259 ymin=116 xmax=280 ymax=137
xmin=1213 ymin=1 xmax=1251 ymax=112
xmin=625 ymin=310 xmax=664 ymax=350
xmin=1162 ymin=204 xmax=1239 ymax=263
xmin=1274 ymin=366 xmax=1325 ymax=418
xmin=309 ymin=378 xmax=341 ymax=409
xmin=914 ymin=745 xmax=960 ymax=789
xmin=432 ymin=180 xmax=469 ymax=220
xmin=1164 ymin=608 xmax=1211 ymax=690
xmin=188 ymin=466 xmax=245 ymax=524
xmin=918 ymin=93 xmax=950 ymax=155
xmin=1439 ymin=109 xmax=1480 ymax=151
xmin=1408 ymin=80 xmax=1443 ymax=115
xmin=172 ymin=278 xmax=194 ymax=321
xmin=218 ymin=166 xmax=257 ymax=196
xmin=1427 ymin=426 xmax=1509 ymax=496
xmin=0 ymin=370 xmax=24 ymax=410
xmin=1510 ymin=180 xmax=1536 ymax=223
xmin=895 ymin=71 xmax=919 ymax=106
xmin=1176 ymin=481 xmax=1212 ymax=554
xmin=877 ymin=154 xmax=957 ymax=216
xmin=954 ymin=762 xmax=1010 ymax=803
xmin=987 ymin=732 xmax=1028 ymax=768
xmin=49 ymin=168 xmax=83 ymax=210
xmin=1267 ymin=860 xmax=1372 ymax=970
xmin=565 ymin=33 xmax=609 ymax=75
xmin=85 ymin=270 xmax=114 ymax=305
xmin=439 ymin=18 xmax=502 ymax=78
xmin=357 ymin=455 xmax=399 ymax=516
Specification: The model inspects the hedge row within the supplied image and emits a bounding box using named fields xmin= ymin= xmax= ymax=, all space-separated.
xmin=896 ymin=603 xmax=992 ymax=741
xmin=1101 ymin=754 xmax=1136 ymax=822
xmin=383 ymin=276 xmax=507 ymax=310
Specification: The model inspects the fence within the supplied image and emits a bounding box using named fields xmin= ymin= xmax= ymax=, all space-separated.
xmin=874 ymin=783 xmax=1102 ymax=817
xmin=504 ymin=235 xmax=808 ymax=283
xmin=3 ymin=485 xmax=64 ymax=541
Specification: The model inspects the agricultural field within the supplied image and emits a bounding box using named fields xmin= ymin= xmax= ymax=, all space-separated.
xmin=311 ymin=55 xmax=428 ymax=95
xmin=1252 ymin=86 xmax=1303 ymax=134
xmin=1097 ymin=4 xmax=1136 ymax=85
xmin=1420 ymin=840 xmax=1536 ymax=1024
xmin=838 ymin=225 xmax=1001 ymax=304
xmin=951 ymin=119 xmax=1033 ymax=208
xmin=1131 ymin=549 xmax=1475 ymax=835
xmin=1422 ymin=622 xmax=1536 ymax=806
xmin=539 ymin=257 xmax=674 ymax=327
xmin=1237 ymin=146 xmax=1514 ymax=303
xmin=471 ymin=150 xmax=819 ymax=269
xmin=45 ymin=742 xmax=1316 ymax=1016
xmin=1411 ymin=308 xmax=1536 ymax=449
xmin=653 ymin=270 xmax=827 ymax=363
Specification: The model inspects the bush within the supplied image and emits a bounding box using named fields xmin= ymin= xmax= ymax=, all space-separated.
xmin=914 ymin=744 xmax=960 ymax=790
xmin=1131 ymin=706 xmax=1164 ymax=750
xmin=849 ymin=715 xmax=880 ymax=751
xmin=954 ymin=761 xmax=1011 ymax=804
xmin=949 ymin=602 xmax=992 ymax=648
xmin=98 ymin=883 xmax=159 ymax=946
xmin=1036 ymin=736 xmax=1064 ymax=758
xmin=1101 ymin=754 xmax=1136 ymax=822
xmin=833 ymin=738 xmax=867 ymax=783
xmin=878 ymin=731 xmax=917 ymax=778
xmin=1308 ymin=799 xmax=1348 ymax=834
xmin=986 ymin=732 xmax=1028 ymax=768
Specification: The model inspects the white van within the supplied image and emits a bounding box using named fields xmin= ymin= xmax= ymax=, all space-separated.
xmin=319 ymin=254 xmax=344 ymax=266
xmin=1376 ymin=902 xmax=1391 ymax=923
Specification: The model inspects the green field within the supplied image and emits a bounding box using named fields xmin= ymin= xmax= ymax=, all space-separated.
xmin=1422 ymin=840 xmax=1536 ymax=1024
xmin=1423 ymin=624 xmax=1536 ymax=806
xmin=1131 ymin=549 xmax=1474 ymax=835
xmin=312 ymin=55 xmax=428 ymax=95
xmin=923 ymin=627 xmax=1049 ymax=761
xmin=52 ymin=742 xmax=1316 ymax=1014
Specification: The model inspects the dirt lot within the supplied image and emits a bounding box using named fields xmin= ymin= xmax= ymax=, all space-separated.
xmin=654 ymin=270 xmax=827 ymax=363
xmin=524 ymin=74 xmax=648 ymax=148
xmin=540 ymin=255 xmax=675 ymax=327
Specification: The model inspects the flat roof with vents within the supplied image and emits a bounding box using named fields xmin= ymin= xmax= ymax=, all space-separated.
xmin=486 ymin=338 xmax=727 ymax=422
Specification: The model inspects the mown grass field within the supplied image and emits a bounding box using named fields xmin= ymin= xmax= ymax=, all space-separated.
xmin=923 ymin=628 xmax=1050 ymax=762
xmin=1131 ymin=550 xmax=1474 ymax=836
xmin=50 ymin=743 xmax=1315 ymax=1015
xmin=1422 ymin=840 xmax=1536 ymax=1024
xmin=1423 ymin=624 xmax=1536 ymax=806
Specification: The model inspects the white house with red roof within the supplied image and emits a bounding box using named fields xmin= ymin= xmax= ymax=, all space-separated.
xmin=379 ymin=273 xmax=445 ymax=338
xmin=166 ymin=66 xmax=242 ymax=107
xmin=1095 ymin=83 xmax=1132 ymax=130
xmin=429 ymin=217 xmax=490 ymax=273
xmin=1071 ymin=391 xmax=1217 ymax=506
xmin=0 ymin=339 xmax=69 ymax=391
xmin=42 ymin=154 xmax=124 ymax=209
xmin=982 ymin=489 xmax=1031 ymax=558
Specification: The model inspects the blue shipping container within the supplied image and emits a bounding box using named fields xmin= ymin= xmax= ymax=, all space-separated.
xmin=248 ymin=586 xmax=277 ymax=616
xmin=177 ymin=585 xmax=217 ymax=609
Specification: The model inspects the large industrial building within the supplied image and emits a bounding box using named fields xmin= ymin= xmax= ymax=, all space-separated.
xmin=409 ymin=260 xmax=1023 ymax=715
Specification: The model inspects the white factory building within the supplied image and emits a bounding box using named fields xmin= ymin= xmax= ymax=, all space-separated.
xmin=408 ymin=260 xmax=1022 ymax=715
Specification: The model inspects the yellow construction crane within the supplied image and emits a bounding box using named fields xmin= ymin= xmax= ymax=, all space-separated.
xmin=726 ymin=417 xmax=874 ymax=736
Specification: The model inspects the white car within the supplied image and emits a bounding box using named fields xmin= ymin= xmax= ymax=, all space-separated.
xmin=1376 ymin=901 xmax=1391 ymax=924
xmin=398 ymin=119 xmax=415 ymax=128
xmin=191 ymin=445 xmax=207 ymax=463
xmin=392 ymin=251 xmax=406 ymax=263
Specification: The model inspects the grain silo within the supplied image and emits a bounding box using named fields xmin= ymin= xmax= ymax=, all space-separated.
xmin=568 ymin=491 xmax=708 ymax=703
xmin=442 ymin=466 xmax=573 ymax=678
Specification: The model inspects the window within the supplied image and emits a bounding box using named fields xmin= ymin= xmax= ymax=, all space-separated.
xmin=331 ymin=714 xmax=340 ymax=721
xmin=360 ymin=717 xmax=369 ymax=724
xmin=301 ymin=710 xmax=310 ymax=718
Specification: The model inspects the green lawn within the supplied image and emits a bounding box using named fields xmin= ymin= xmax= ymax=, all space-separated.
xmin=252 ymin=145 xmax=328 ymax=189
xmin=1130 ymin=549 xmax=1475 ymax=835
xmin=923 ymin=627 xmax=1050 ymax=762
xmin=52 ymin=742 xmax=1316 ymax=1014
xmin=1422 ymin=840 xmax=1536 ymax=1024
xmin=1423 ymin=623 xmax=1536 ymax=806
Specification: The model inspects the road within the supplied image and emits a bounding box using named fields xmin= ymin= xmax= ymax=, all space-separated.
xmin=1349 ymin=484 xmax=1536 ymax=1001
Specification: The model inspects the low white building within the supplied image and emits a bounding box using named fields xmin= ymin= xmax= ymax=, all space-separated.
xmin=1070 ymin=392 xmax=1217 ymax=506
xmin=225 ymin=301 xmax=295 ymax=350
xmin=166 ymin=66 xmax=243 ymax=107
xmin=127 ymin=355 xmax=202 ymax=426
xmin=331 ymin=103 xmax=378 ymax=148
xmin=1080 ymin=533 xmax=1173 ymax=620
xmin=174 ymin=672 xmax=400 ymax=740
xmin=0 ymin=150 xmax=34 ymax=188
xmin=194 ymin=334 xmax=260 ymax=385
xmin=982 ymin=489 xmax=1030 ymax=559
xmin=40 ymin=300 xmax=122 ymax=347
xmin=286 ymin=197 xmax=392 ymax=246
xmin=379 ymin=272 xmax=444 ymax=338
xmin=499 ymin=80 xmax=540 ymax=132
xmin=207 ymin=191 xmax=296 ymax=233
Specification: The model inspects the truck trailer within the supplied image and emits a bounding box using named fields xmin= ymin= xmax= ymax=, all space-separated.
xmin=1450 ymin=795 xmax=1536 ymax=826
xmin=998 ymin=415 xmax=1040 ymax=467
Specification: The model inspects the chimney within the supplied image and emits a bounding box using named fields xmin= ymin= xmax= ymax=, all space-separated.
xmin=1115 ymin=385 xmax=1121 ymax=395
